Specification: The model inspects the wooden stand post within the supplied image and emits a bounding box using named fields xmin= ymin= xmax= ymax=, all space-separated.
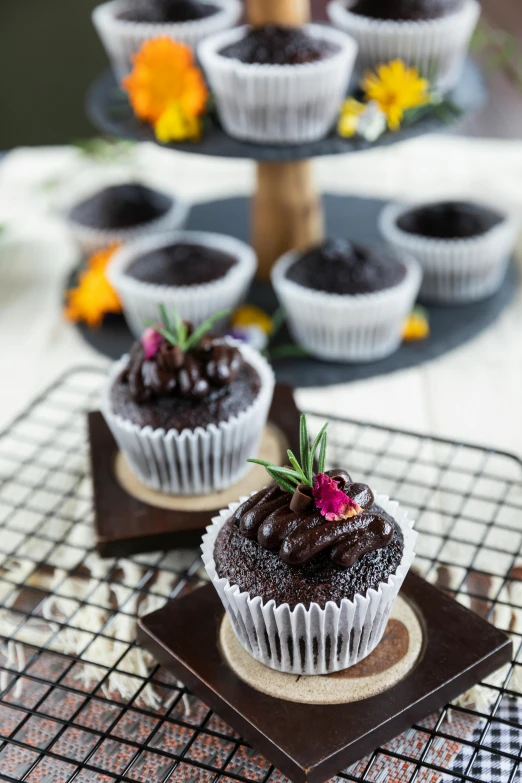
xmin=245 ymin=0 xmax=325 ymax=280
xmin=253 ymin=161 xmax=324 ymax=280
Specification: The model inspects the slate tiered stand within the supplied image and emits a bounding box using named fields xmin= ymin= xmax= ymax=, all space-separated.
xmin=85 ymin=0 xmax=515 ymax=388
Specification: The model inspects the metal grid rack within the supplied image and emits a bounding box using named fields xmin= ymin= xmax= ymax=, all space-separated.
xmin=1 ymin=368 xmax=522 ymax=783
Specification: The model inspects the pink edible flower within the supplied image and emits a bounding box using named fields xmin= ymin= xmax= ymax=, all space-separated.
xmin=141 ymin=327 xmax=163 ymax=360
xmin=313 ymin=473 xmax=361 ymax=522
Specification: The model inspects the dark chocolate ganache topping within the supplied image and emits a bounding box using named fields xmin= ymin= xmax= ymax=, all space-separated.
xmin=123 ymin=331 xmax=242 ymax=404
xmin=396 ymin=201 xmax=504 ymax=239
xmin=69 ymin=184 xmax=172 ymax=230
xmin=286 ymin=239 xmax=406 ymax=295
xmin=231 ymin=470 xmax=394 ymax=568
xmin=118 ymin=0 xmax=219 ymax=23
xmin=349 ymin=0 xmax=463 ymax=21
xmin=220 ymin=25 xmax=339 ymax=65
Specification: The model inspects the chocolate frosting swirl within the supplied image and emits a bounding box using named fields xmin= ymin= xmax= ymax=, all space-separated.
xmin=123 ymin=332 xmax=243 ymax=404
xmin=231 ymin=470 xmax=394 ymax=568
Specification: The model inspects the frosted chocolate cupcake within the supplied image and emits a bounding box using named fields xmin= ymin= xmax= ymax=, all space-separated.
xmin=66 ymin=183 xmax=186 ymax=255
xmin=101 ymin=305 xmax=275 ymax=494
xmin=93 ymin=0 xmax=241 ymax=79
xmin=380 ymin=200 xmax=519 ymax=304
xmin=198 ymin=24 xmax=358 ymax=144
xmin=202 ymin=414 xmax=416 ymax=674
xmin=108 ymin=231 xmax=257 ymax=338
xmin=328 ymin=0 xmax=480 ymax=92
xmin=271 ymin=238 xmax=421 ymax=362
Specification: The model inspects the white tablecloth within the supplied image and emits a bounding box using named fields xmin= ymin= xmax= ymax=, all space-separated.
xmin=1 ymin=136 xmax=522 ymax=453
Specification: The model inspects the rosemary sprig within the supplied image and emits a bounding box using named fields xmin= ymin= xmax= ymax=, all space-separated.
xmin=144 ymin=305 xmax=230 ymax=352
xmin=248 ymin=413 xmax=328 ymax=492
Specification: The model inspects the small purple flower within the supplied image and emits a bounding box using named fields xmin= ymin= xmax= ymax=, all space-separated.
xmin=141 ymin=327 xmax=163 ymax=360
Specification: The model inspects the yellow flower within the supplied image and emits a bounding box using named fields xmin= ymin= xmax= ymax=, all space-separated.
xmin=231 ymin=306 xmax=273 ymax=335
xmin=123 ymin=37 xmax=208 ymax=138
xmin=403 ymin=308 xmax=430 ymax=342
xmin=64 ymin=245 xmax=122 ymax=328
xmin=154 ymin=100 xmax=203 ymax=143
xmin=362 ymin=60 xmax=429 ymax=131
xmin=337 ymin=98 xmax=365 ymax=138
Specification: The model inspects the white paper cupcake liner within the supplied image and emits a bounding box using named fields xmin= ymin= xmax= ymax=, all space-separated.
xmin=380 ymin=201 xmax=520 ymax=304
xmin=271 ymin=249 xmax=421 ymax=363
xmin=198 ymin=24 xmax=358 ymax=144
xmin=93 ymin=0 xmax=242 ymax=80
xmin=327 ymin=0 xmax=480 ymax=92
xmin=100 ymin=339 xmax=275 ymax=495
xmin=66 ymin=197 xmax=189 ymax=256
xmin=107 ymin=230 xmax=257 ymax=338
xmin=202 ymin=492 xmax=416 ymax=674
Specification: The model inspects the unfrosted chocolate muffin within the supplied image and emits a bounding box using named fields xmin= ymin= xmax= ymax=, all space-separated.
xmin=118 ymin=0 xmax=219 ymax=23
xmin=220 ymin=24 xmax=340 ymax=65
xmin=349 ymin=0 xmax=463 ymax=21
xmin=69 ymin=184 xmax=172 ymax=231
xmin=285 ymin=239 xmax=406 ymax=295
xmin=111 ymin=330 xmax=260 ymax=431
xmin=214 ymin=470 xmax=404 ymax=609
xmin=125 ymin=243 xmax=237 ymax=287
xmin=396 ymin=201 xmax=504 ymax=240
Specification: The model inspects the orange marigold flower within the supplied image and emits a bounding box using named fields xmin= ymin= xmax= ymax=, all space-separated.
xmin=64 ymin=245 xmax=122 ymax=328
xmin=123 ymin=37 xmax=208 ymax=125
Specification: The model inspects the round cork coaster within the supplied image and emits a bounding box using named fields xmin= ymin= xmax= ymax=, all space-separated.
xmin=114 ymin=423 xmax=287 ymax=511
xmin=219 ymin=596 xmax=423 ymax=705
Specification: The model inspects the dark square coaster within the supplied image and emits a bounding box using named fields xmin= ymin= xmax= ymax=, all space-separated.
xmin=89 ymin=384 xmax=300 ymax=558
xmin=138 ymin=575 xmax=512 ymax=783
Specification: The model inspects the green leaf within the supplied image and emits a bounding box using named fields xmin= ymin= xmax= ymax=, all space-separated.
xmin=266 ymin=468 xmax=296 ymax=494
xmin=270 ymin=307 xmax=286 ymax=337
xmin=147 ymin=325 xmax=177 ymax=346
xmin=308 ymin=423 xmax=328 ymax=483
xmin=158 ymin=303 xmax=173 ymax=335
xmin=184 ymin=309 xmax=231 ymax=352
xmin=269 ymin=344 xmax=309 ymax=360
xmin=318 ymin=430 xmax=328 ymax=474
xmin=299 ymin=414 xmax=309 ymax=475
xmin=287 ymin=450 xmax=307 ymax=484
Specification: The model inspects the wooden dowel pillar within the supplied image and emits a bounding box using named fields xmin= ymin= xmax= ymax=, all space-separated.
xmin=253 ymin=161 xmax=324 ymax=280
xmin=245 ymin=0 xmax=311 ymax=27
xmin=245 ymin=0 xmax=324 ymax=280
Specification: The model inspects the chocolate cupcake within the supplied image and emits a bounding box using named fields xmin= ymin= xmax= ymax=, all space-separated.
xmin=198 ymin=24 xmax=358 ymax=144
xmin=101 ymin=305 xmax=275 ymax=494
xmin=202 ymin=414 xmax=416 ymax=674
xmin=328 ymin=0 xmax=479 ymax=93
xmin=380 ymin=200 xmax=519 ymax=304
xmin=107 ymin=231 xmax=257 ymax=338
xmin=66 ymin=182 xmax=187 ymax=255
xmin=93 ymin=0 xmax=241 ymax=79
xmin=271 ymin=239 xmax=421 ymax=362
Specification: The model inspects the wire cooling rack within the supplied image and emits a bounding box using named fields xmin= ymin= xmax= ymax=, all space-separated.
xmin=1 ymin=368 xmax=522 ymax=783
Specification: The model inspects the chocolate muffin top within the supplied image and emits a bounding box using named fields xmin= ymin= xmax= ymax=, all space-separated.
xmin=125 ymin=243 xmax=237 ymax=287
xmin=396 ymin=201 xmax=504 ymax=239
xmin=349 ymin=0 xmax=463 ymax=21
xmin=220 ymin=25 xmax=340 ymax=65
xmin=285 ymin=239 xmax=406 ymax=295
xmin=214 ymin=416 xmax=404 ymax=608
xmin=111 ymin=307 xmax=260 ymax=430
xmin=69 ymin=184 xmax=172 ymax=230
xmin=118 ymin=0 xmax=219 ymax=23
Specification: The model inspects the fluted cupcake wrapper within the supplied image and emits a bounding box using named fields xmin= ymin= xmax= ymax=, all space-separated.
xmin=100 ymin=340 xmax=275 ymax=495
xmin=202 ymin=493 xmax=416 ymax=675
xmin=327 ymin=0 xmax=480 ymax=93
xmin=271 ymin=249 xmax=421 ymax=363
xmin=67 ymin=198 xmax=189 ymax=256
xmin=198 ymin=24 xmax=358 ymax=145
xmin=93 ymin=0 xmax=242 ymax=80
xmin=379 ymin=201 xmax=520 ymax=304
xmin=107 ymin=230 xmax=257 ymax=337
